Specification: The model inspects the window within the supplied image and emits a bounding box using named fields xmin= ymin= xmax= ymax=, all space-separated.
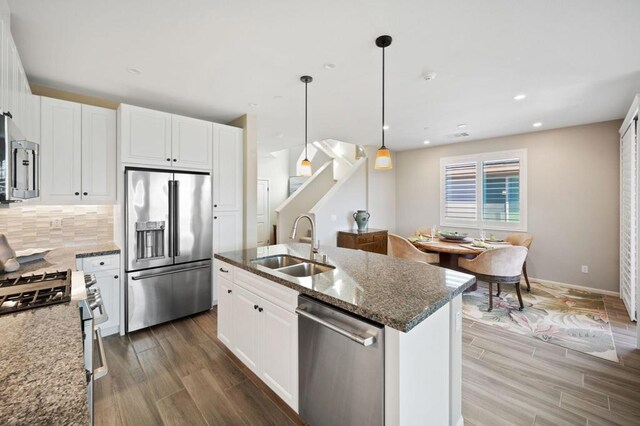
xmin=440 ymin=149 xmax=527 ymax=231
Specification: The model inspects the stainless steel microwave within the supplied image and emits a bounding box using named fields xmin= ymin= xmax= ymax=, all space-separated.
xmin=0 ymin=114 xmax=39 ymax=205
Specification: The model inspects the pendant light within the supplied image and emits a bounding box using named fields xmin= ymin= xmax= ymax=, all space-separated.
xmin=374 ymin=35 xmax=393 ymax=170
xmin=299 ymin=75 xmax=313 ymax=176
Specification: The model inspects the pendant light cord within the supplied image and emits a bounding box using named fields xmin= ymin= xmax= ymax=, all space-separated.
xmin=381 ymin=45 xmax=385 ymax=149
xmin=305 ymin=80 xmax=308 ymax=159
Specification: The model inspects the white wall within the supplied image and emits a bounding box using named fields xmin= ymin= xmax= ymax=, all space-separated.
xmin=395 ymin=120 xmax=621 ymax=293
xmin=257 ymin=149 xmax=290 ymax=243
xmin=365 ymin=145 xmax=397 ymax=233
xmin=311 ymin=159 xmax=367 ymax=247
xmin=276 ymin=160 xmax=335 ymax=245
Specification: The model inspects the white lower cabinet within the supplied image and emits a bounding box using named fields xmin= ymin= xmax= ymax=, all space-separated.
xmin=77 ymin=254 xmax=121 ymax=337
xmin=216 ymin=260 xmax=299 ymax=412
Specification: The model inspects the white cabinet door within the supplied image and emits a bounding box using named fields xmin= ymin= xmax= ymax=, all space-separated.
xmin=81 ymin=105 xmax=116 ymax=203
xmin=171 ymin=114 xmax=212 ymax=170
xmin=119 ymin=104 xmax=172 ymax=167
xmin=24 ymin=95 xmax=40 ymax=143
xmin=213 ymin=210 xmax=243 ymax=253
xmin=0 ymin=14 xmax=7 ymax=114
xmin=259 ymin=297 xmax=298 ymax=411
xmin=94 ymin=270 xmax=120 ymax=337
xmin=213 ymin=124 xmax=243 ymax=211
xmin=217 ymin=275 xmax=234 ymax=347
xmin=232 ymin=285 xmax=260 ymax=373
xmin=5 ymin=32 xmax=15 ymax=120
xmin=41 ymin=97 xmax=82 ymax=203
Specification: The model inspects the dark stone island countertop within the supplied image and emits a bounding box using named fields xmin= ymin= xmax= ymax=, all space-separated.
xmin=215 ymin=243 xmax=475 ymax=332
xmin=0 ymin=242 xmax=120 ymax=425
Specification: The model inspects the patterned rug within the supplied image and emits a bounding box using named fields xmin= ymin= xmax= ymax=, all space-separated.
xmin=462 ymin=281 xmax=619 ymax=362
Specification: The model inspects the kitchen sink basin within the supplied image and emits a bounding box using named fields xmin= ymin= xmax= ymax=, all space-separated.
xmin=276 ymin=262 xmax=335 ymax=277
xmin=251 ymin=254 xmax=306 ymax=269
xmin=251 ymin=254 xmax=335 ymax=277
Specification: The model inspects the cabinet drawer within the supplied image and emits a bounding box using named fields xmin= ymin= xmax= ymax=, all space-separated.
xmin=235 ymin=268 xmax=299 ymax=313
xmin=215 ymin=259 xmax=235 ymax=281
xmin=80 ymin=254 xmax=120 ymax=273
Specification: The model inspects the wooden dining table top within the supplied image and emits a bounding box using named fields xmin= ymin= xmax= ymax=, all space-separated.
xmin=413 ymin=238 xmax=512 ymax=255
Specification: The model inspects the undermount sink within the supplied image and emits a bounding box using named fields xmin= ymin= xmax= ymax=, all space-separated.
xmin=251 ymin=254 xmax=335 ymax=277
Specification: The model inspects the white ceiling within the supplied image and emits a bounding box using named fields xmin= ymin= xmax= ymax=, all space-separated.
xmin=8 ymin=0 xmax=640 ymax=153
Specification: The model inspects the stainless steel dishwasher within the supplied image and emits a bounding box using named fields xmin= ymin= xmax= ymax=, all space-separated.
xmin=297 ymin=295 xmax=384 ymax=426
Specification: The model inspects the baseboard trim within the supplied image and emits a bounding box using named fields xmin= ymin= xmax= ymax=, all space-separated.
xmin=529 ymin=277 xmax=619 ymax=297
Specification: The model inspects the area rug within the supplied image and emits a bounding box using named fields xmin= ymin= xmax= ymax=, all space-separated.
xmin=462 ymin=281 xmax=619 ymax=362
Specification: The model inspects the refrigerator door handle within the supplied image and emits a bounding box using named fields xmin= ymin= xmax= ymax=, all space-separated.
xmin=174 ymin=180 xmax=180 ymax=257
xmin=168 ymin=180 xmax=175 ymax=258
xmin=130 ymin=264 xmax=210 ymax=280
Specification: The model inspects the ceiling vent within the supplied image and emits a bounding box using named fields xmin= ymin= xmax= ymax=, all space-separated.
xmin=448 ymin=132 xmax=470 ymax=138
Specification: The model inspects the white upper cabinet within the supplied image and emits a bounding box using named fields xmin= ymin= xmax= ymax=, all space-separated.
xmin=213 ymin=124 xmax=243 ymax=211
xmin=171 ymin=114 xmax=213 ymax=170
xmin=0 ymin=12 xmax=7 ymax=114
xmin=120 ymin=104 xmax=213 ymax=171
xmin=81 ymin=104 xmax=116 ymax=203
xmin=41 ymin=97 xmax=116 ymax=204
xmin=0 ymin=9 xmax=31 ymax=128
xmin=119 ymin=104 xmax=172 ymax=166
xmin=41 ymin=97 xmax=82 ymax=203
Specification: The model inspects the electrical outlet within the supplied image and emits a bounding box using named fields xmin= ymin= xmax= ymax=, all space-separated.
xmin=581 ymin=265 xmax=589 ymax=274
xmin=50 ymin=218 xmax=63 ymax=229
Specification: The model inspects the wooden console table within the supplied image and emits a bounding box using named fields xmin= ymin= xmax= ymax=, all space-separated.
xmin=337 ymin=229 xmax=388 ymax=255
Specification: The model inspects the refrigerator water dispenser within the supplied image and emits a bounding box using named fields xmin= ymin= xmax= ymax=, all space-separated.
xmin=136 ymin=221 xmax=165 ymax=260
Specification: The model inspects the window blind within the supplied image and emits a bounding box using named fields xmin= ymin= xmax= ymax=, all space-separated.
xmin=482 ymin=159 xmax=520 ymax=223
xmin=444 ymin=162 xmax=477 ymax=220
xmin=620 ymin=120 xmax=637 ymax=321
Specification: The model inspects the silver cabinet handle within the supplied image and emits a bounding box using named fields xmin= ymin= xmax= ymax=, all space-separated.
xmin=93 ymin=329 xmax=109 ymax=380
xmin=131 ymin=264 xmax=210 ymax=280
xmin=295 ymin=307 xmax=376 ymax=347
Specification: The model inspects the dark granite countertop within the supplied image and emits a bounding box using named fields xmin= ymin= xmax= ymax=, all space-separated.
xmin=0 ymin=242 xmax=119 ymax=424
xmin=215 ymin=243 xmax=475 ymax=332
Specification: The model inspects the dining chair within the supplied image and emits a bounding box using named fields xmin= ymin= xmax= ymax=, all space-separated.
xmin=388 ymin=233 xmax=439 ymax=264
xmin=458 ymin=246 xmax=528 ymax=311
xmin=505 ymin=233 xmax=533 ymax=292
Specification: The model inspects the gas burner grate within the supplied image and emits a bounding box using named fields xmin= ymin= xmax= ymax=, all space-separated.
xmin=0 ymin=269 xmax=72 ymax=316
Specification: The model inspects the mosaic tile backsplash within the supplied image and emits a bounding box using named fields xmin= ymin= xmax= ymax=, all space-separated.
xmin=0 ymin=205 xmax=114 ymax=251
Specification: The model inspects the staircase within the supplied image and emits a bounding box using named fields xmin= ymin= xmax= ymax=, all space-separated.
xmin=275 ymin=140 xmax=367 ymax=247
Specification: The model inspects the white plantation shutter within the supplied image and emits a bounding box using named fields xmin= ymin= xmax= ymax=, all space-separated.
xmin=444 ymin=162 xmax=477 ymax=221
xmin=620 ymin=120 xmax=637 ymax=321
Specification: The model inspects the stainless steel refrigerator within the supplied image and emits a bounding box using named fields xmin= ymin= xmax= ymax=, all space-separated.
xmin=125 ymin=168 xmax=212 ymax=332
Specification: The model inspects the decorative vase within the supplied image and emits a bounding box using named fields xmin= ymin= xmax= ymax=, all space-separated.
xmin=353 ymin=210 xmax=371 ymax=231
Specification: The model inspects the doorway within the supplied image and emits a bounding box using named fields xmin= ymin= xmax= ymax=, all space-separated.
xmin=257 ymin=179 xmax=270 ymax=247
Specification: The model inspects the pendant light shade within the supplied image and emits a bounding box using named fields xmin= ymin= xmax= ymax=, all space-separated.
xmin=299 ymin=75 xmax=313 ymax=176
xmin=374 ymin=35 xmax=393 ymax=171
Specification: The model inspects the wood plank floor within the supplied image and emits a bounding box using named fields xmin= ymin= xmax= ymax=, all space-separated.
xmin=96 ymin=296 xmax=640 ymax=426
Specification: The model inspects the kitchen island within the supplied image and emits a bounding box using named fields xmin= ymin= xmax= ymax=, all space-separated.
xmin=215 ymin=243 xmax=475 ymax=426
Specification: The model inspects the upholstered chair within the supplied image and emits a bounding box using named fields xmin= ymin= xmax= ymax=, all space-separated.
xmin=388 ymin=233 xmax=439 ymax=264
xmin=505 ymin=233 xmax=533 ymax=291
xmin=458 ymin=246 xmax=528 ymax=311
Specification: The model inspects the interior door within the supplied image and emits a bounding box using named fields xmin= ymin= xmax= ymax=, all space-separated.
xmin=126 ymin=169 xmax=173 ymax=271
xmin=174 ymin=172 xmax=212 ymax=264
xmin=257 ymin=179 xmax=270 ymax=246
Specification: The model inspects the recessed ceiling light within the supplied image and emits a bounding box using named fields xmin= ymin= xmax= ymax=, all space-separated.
xmin=513 ymin=94 xmax=527 ymax=100
xmin=248 ymin=102 xmax=259 ymax=107
xmin=457 ymin=124 xmax=467 ymax=129
xmin=423 ymin=140 xmax=431 ymax=145
xmin=533 ymin=122 xmax=542 ymax=127
xmin=422 ymin=72 xmax=437 ymax=81
xmin=383 ymin=125 xmax=389 ymax=130
xmin=126 ymin=67 xmax=142 ymax=75
xmin=323 ymin=63 xmax=336 ymax=70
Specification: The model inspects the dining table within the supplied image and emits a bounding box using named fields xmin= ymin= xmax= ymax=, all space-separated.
xmin=411 ymin=237 xmax=512 ymax=292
